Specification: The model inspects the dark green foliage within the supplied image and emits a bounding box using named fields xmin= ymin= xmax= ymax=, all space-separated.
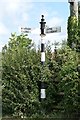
xmin=67 ymin=16 xmax=78 ymax=48
xmin=2 ymin=33 xmax=80 ymax=119
xmin=67 ymin=3 xmax=80 ymax=50
xmin=58 ymin=46 xmax=79 ymax=113
xmin=2 ymin=33 xmax=41 ymax=117
xmin=77 ymin=2 xmax=80 ymax=52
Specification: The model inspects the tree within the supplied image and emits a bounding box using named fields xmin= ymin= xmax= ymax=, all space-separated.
xmin=2 ymin=33 xmax=41 ymax=117
xmin=2 ymin=33 xmax=80 ymax=119
xmin=77 ymin=1 xmax=80 ymax=52
xmin=58 ymin=45 xmax=80 ymax=118
xmin=67 ymin=16 xmax=78 ymax=48
xmin=67 ymin=1 xmax=80 ymax=50
xmin=0 ymin=52 xmax=2 ymax=119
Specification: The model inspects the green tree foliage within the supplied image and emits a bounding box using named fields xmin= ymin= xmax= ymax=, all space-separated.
xmin=58 ymin=46 xmax=79 ymax=115
xmin=0 ymin=52 xmax=2 ymax=118
xmin=67 ymin=2 xmax=80 ymax=50
xmin=77 ymin=1 xmax=80 ymax=52
xmin=46 ymin=44 xmax=80 ymax=118
xmin=67 ymin=16 xmax=78 ymax=48
xmin=2 ymin=33 xmax=41 ymax=117
xmin=2 ymin=33 xmax=80 ymax=119
xmin=66 ymin=2 xmax=80 ymax=118
xmin=78 ymin=1 xmax=80 ymax=21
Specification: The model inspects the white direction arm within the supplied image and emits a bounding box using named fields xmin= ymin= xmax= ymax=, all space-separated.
xmin=46 ymin=26 xmax=61 ymax=34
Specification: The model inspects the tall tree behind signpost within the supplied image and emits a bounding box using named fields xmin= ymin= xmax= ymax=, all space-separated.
xmin=77 ymin=1 xmax=80 ymax=52
xmin=67 ymin=0 xmax=78 ymax=48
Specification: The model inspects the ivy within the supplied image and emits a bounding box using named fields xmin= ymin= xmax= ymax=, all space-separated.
xmin=67 ymin=16 xmax=78 ymax=48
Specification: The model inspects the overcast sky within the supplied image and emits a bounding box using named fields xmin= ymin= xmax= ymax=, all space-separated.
xmin=0 ymin=0 xmax=71 ymax=51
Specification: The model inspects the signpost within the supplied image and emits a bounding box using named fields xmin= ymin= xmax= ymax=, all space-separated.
xmin=39 ymin=15 xmax=61 ymax=101
xmin=20 ymin=15 xmax=61 ymax=101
